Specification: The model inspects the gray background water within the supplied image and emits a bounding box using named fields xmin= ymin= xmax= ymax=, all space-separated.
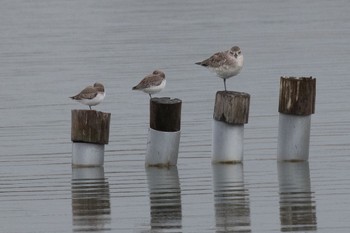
xmin=1 ymin=0 xmax=350 ymax=232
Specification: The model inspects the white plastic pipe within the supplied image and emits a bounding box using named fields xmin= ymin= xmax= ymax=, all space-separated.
xmin=72 ymin=142 xmax=105 ymax=167
xmin=146 ymin=128 xmax=180 ymax=166
xmin=277 ymin=113 xmax=311 ymax=161
xmin=212 ymin=120 xmax=244 ymax=163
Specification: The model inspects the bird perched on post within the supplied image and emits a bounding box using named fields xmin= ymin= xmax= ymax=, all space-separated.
xmin=195 ymin=46 xmax=243 ymax=91
xmin=132 ymin=70 xmax=166 ymax=98
xmin=70 ymin=82 xmax=105 ymax=110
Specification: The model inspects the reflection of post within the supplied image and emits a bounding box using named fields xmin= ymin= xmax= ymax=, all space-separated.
xmin=71 ymin=167 xmax=111 ymax=232
xmin=277 ymin=162 xmax=317 ymax=232
xmin=146 ymin=166 xmax=182 ymax=230
xmin=212 ymin=164 xmax=251 ymax=232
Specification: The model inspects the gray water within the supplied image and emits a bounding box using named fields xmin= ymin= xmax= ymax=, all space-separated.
xmin=1 ymin=0 xmax=350 ymax=232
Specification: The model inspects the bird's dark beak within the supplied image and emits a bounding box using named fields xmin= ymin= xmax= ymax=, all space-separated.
xmin=234 ymin=53 xmax=238 ymax=58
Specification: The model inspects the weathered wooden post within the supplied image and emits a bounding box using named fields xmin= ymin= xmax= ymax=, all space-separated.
xmin=212 ymin=91 xmax=250 ymax=163
xmin=146 ymin=97 xmax=182 ymax=166
xmin=277 ymin=77 xmax=316 ymax=161
xmin=71 ymin=110 xmax=111 ymax=166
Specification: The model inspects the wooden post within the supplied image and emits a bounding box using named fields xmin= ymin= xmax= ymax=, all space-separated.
xmin=71 ymin=110 xmax=111 ymax=167
xmin=212 ymin=91 xmax=250 ymax=163
xmin=277 ymin=77 xmax=316 ymax=161
xmin=146 ymin=97 xmax=182 ymax=167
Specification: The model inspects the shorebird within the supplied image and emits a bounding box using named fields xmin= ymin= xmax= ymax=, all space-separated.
xmin=195 ymin=46 xmax=243 ymax=91
xmin=70 ymin=82 xmax=105 ymax=110
xmin=132 ymin=70 xmax=166 ymax=98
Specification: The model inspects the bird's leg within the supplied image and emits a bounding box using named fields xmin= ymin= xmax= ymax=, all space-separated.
xmin=89 ymin=106 xmax=92 ymax=110
xmin=149 ymin=94 xmax=152 ymax=98
xmin=224 ymin=79 xmax=227 ymax=91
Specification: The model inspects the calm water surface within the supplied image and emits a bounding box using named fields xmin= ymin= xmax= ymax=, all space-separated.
xmin=1 ymin=0 xmax=350 ymax=232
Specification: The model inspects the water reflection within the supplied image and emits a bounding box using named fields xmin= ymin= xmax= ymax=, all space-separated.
xmin=277 ymin=162 xmax=317 ymax=232
xmin=71 ymin=167 xmax=111 ymax=232
xmin=212 ymin=164 xmax=251 ymax=233
xmin=145 ymin=166 xmax=182 ymax=231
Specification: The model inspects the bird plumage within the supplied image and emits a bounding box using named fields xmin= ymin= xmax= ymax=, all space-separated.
xmin=70 ymin=83 xmax=105 ymax=110
xmin=132 ymin=70 xmax=166 ymax=98
xmin=196 ymin=46 xmax=243 ymax=91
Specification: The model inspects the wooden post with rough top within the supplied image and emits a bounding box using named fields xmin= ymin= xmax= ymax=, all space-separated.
xmin=71 ymin=110 xmax=111 ymax=167
xmin=71 ymin=110 xmax=111 ymax=144
xmin=278 ymin=76 xmax=316 ymax=161
xmin=150 ymin=98 xmax=181 ymax=132
xmin=279 ymin=77 xmax=316 ymax=116
xmin=146 ymin=97 xmax=182 ymax=167
xmin=212 ymin=91 xmax=250 ymax=163
xmin=213 ymin=91 xmax=250 ymax=124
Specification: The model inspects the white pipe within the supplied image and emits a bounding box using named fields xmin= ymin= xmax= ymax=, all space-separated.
xmin=277 ymin=113 xmax=311 ymax=161
xmin=72 ymin=142 xmax=105 ymax=167
xmin=212 ymin=120 xmax=244 ymax=163
xmin=146 ymin=128 xmax=180 ymax=166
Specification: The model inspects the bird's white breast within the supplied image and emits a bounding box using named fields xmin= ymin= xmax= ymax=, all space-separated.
xmin=213 ymin=55 xmax=243 ymax=79
xmin=78 ymin=92 xmax=105 ymax=106
xmin=142 ymin=79 xmax=166 ymax=94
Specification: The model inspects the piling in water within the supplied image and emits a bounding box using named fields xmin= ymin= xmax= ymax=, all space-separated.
xmin=277 ymin=76 xmax=316 ymax=161
xmin=71 ymin=110 xmax=111 ymax=166
xmin=146 ymin=97 xmax=182 ymax=167
xmin=212 ymin=91 xmax=250 ymax=163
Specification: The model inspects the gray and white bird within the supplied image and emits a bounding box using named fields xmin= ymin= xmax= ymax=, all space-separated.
xmin=70 ymin=82 xmax=105 ymax=110
xmin=132 ymin=70 xmax=166 ymax=98
xmin=195 ymin=46 xmax=243 ymax=91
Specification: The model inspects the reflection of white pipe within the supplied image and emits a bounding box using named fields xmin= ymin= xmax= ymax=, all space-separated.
xmin=277 ymin=114 xmax=311 ymax=161
xmin=277 ymin=161 xmax=311 ymax=191
xmin=71 ymin=166 xmax=110 ymax=232
xmin=212 ymin=163 xmax=244 ymax=185
xmin=72 ymin=142 xmax=104 ymax=167
xmin=146 ymin=166 xmax=182 ymax=230
xmin=212 ymin=164 xmax=251 ymax=232
xmin=146 ymin=166 xmax=180 ymax=189
xmin=277 ymin=161 xmax=317 ymax=231
xmin=146 ymin=128 xmax=180 ymax=166
xmin=72 ymin=166 xmax=105 ymax=180
xmin=212 ymin=120 xmax=244 ymax=163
